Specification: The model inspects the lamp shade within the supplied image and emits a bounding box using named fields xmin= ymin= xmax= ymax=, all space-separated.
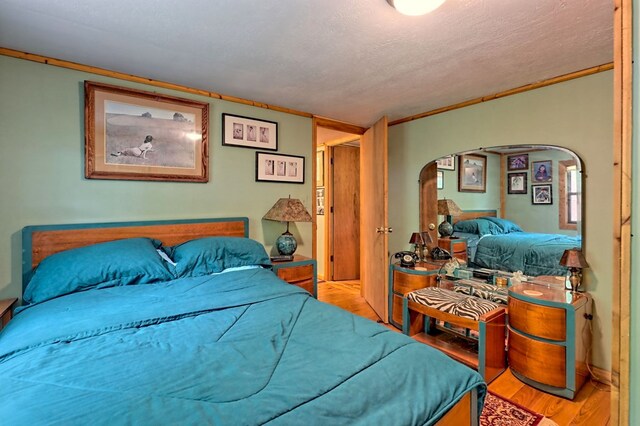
xmin=437 ymin=199 xmax=463 ymax=216
xmin=263 ymin=197 xmax=312 ymax=223
xmin=559 ymin=248 xmax=589 ymax=269
xmin=420 ymin=231 xmax=433 ymax=245
xmin=409 ymin=232 xmax=424 ymax=245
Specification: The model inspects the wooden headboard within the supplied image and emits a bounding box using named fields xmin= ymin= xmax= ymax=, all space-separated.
xmin=22 ymin=217 xmax=248 ymax=290
xmin=452 ymin=210 xmax=497 ymax=224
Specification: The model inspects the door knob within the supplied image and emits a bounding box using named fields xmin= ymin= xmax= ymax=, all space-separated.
xmin=428 ymin=223 xmax=436 ymax=230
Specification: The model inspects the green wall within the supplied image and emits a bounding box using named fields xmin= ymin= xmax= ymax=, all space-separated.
xmin=0 ymin=55 xmax=313 ymax=300
xmin=389 ymin=71 xmax=613 ymax=370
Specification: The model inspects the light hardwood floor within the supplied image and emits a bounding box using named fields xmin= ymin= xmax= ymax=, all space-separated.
xmin=317 ymin=280 xmax=611 ymax=426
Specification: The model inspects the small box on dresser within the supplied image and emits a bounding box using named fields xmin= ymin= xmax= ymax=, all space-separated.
xmin=507 ymin=283 xmax=591 ymax=399
xmin=271 ymin=255 xmax=317 ymax=298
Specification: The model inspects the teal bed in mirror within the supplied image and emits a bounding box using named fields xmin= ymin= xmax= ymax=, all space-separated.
xmin=419 ymin=145 xmax=583 ymax=278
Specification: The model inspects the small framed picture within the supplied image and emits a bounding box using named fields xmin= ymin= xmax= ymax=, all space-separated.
xmin=458 ymin=153 xmax=487 ymax=193
xmin=532 ymin=160 xmax=552 ymax=182
xmin=437 ymin=170 xmax=444 ymax=189
xmin=507 ymin=154 xmax=529 ymax=171
xmin=222 ymin=113 xmax=278 ymax=150
xmin=316 ymin=187 xmax=325 ymax=215
xmin=436 ymin=155 xmax=456 ymax=170
xmin=507 ymin=172 xmax=527 ymax=194
xmin=256 ymin=152 xmax=304 ymax=184
xmin=532 ymin=184 xmax=553 ymax=205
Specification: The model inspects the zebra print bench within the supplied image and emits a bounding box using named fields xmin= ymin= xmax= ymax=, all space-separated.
xmin=402 ymin=287 xmax=507 ymax=383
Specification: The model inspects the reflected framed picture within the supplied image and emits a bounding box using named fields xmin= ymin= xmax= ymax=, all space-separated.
xmin=437 ymin=170 xmax=444 ymax=189
xmin=256 ymin=152 xmax=305 ymax=184
xmin=507 ymin=153 xmax=529 ymax=171
xmin=507 ymin=172 xmax=527 ymax=194
xmin=84 ymin=81 xmax=209 ymax=182
xmin=316 ymin=187 xmax=325 ymax=215
xmin=458 ymin=153 xmax=487 ymax=192
xmin=532 ymin=160 xmax=552 ymax=182
xmin=222 ymin=113 xmax=278 ymax=150
xmin=532 ymin=184 xmax=553 ymax=205
xmin=436 ymin=155 xmax=456 ymax=170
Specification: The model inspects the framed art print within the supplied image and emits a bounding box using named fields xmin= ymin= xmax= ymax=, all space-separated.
xmin=436 ymin=155 xmax=455 ymax=170
xmin=507 ymin=153 xmax=529 ymax=171
xmin=507 ymin=172 xmax=527 ymax=194
xmin=458 ymin=153 xmax=487 ymax=192
xmin=222 ymin=113 xmax=277 ymax=150
xmin=532 ymin=160 xmax=552 ymax=182
xmin=532 ymin=184 xmax=552 ymax=204
xmin=84 ymin=81 xmax=209 ymax=182
xmin=256 ymin=152 xmax=305 ymax=184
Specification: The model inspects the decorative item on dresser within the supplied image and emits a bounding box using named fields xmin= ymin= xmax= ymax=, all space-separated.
xmin=270 ymin=255 xmax=317 ymax=298
xmin=0 ymin=298 xmax=17 ymax=331
xmin=263 ymin=196 xmax=312 ymax=258
xmin=437 ymin=198 xmax=463 ymax=238
xmin=408 ymin=232 xmax=425 ymax=260
xmin=508 ymin=283 xmax=592 ymax=399
xmin=420 ymin=230 xmax=434 ymax=261
xmin=559 ymin=248 xmax=589 ymax=291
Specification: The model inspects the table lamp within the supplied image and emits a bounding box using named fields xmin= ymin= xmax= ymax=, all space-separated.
xmin=409 ymin=232 xmax=424 ymax=260
xmin=437 ymin=199 xmax=462 ymax=238
xmin=263 ymin=196 xmax=312 ymax=256
xmin=559 ymin=248 xmax=589 ymax=292
xmin=420 ymin=231 xmax=434 ymax=260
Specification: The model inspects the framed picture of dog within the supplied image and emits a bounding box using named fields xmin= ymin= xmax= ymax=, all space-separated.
xmin=84 ymin=81 xmax=209 ymax=182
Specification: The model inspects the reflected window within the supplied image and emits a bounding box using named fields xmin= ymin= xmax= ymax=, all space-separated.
xmin=559 ymin=160 xmax=579 ymax=230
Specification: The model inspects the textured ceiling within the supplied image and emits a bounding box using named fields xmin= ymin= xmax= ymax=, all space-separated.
xmin=0 ymin=0 xmax=613 ymax=127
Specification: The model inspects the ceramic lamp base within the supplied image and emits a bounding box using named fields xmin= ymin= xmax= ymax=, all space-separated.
xmin=438 ymin=220 xmax=453 ymax=238
xmin=276 ymin=231 xmax=297 ymax=256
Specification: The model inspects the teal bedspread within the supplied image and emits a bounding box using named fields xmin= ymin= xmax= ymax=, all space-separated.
xmin=473 ymin=233 xmax=581 ymax=276
xmin=0 ymin=268 xmax=485 ymax=425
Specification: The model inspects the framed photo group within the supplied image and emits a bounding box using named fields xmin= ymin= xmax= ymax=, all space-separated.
xmin=255 ymin=152 xmax=305 ymax=184
xmin=222 ymin=113 xmax=278 ymax=151
xmin=506 ymin=153 xmax=554 ymax=204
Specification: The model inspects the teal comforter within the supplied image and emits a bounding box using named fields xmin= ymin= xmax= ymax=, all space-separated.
xmin=0 ymin=268 xmax=484 ymax=425
xmin=473 ymin=233 xmax=581 ymax=276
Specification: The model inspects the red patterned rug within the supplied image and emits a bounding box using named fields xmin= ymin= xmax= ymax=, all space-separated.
xmin=481 ymin=391 xmax=556 ymax=426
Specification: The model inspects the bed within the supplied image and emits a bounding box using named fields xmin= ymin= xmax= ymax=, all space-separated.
xmin=452 ymin=211 xmax=581 ymax=276
xmin=0 ymin=217 xmax=485 ymax=425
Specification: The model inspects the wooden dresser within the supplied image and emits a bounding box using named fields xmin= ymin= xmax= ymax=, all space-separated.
xmin=508 ymin=283 xmax=591 ymax=399
xmin=271 ymin=255 xmax=317 ymax=297
xmin=388 ymin=260 xmax=443 ymax=328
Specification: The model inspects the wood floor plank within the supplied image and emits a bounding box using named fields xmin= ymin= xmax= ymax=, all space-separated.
xmin=317 ymin=279 xmax=610 ymax=426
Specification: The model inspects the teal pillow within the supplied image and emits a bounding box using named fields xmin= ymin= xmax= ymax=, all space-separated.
xmin=168 ymin=237 xmax=271 ymax=278
xmin=23 ymin=238 xmax=174 ymax=305
xmin=453 ymin=218 xmax=503 ymax=236
xmin=482 ymin=217 xmax=524 ymax=233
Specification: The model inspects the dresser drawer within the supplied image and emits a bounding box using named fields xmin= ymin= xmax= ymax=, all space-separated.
xmin=392 ymin=294 xmax=404 ymax=326
xmin=449 ymin=241 xmax=466 ymax=254
xmin=509 ymin=297 xmax=566 ymax=341
xmin=393 ymin=270 xmax=435 ymax=295
xmin=293 ymin=279 xmax=314 ymax=295
xmin=508 ymin=326 xmax=566 ymax=388
xmin=276 ymin=264 xmax=314 ymax=283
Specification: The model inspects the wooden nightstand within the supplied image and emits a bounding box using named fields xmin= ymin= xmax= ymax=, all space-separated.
xmin=437 ymin=237 xmax=468 ymax=262
xmin=508 ymin=283 xmax=591 ymax=399
xmin=388 ymin=260 xmax=443 ymax=329
xmin=0 ymin=298 xmax=18 ymax=331
xmin=271 ymin=255 xmax=317 ymax=298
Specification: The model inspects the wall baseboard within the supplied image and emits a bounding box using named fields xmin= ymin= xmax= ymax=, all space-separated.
xmin=589 ymin=365 xmax=611 ymax=386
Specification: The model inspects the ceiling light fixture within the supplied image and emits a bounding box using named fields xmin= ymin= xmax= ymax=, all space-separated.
xmin=387 ymin=0 xmax=445 ymax=16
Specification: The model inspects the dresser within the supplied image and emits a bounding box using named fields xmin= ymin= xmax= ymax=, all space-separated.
xmin=508 ymin=283 xmax=591 ymax=399
xmin=437 ymin=237 xmax=467 ymax=262
xmin=271 ymin=255 xmax=317 ymax=298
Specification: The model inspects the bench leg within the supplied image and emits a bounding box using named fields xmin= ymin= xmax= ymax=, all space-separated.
xmin=402 ymin=297 xmax=425 ymax=336
xmin=479 ymin=310 xmax=507 ymax=383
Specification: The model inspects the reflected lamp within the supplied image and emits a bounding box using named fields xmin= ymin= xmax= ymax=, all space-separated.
xmin=437 ymin=199 xmax=462 ymax=238
xmin=559 ymin=248 xmax=589 ymax=292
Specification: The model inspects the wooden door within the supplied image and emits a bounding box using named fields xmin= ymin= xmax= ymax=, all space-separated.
xmin=331 ymin=145 xmax=360 ymax=280
xmin=420 ymin=162 xmax=438 ymax=244
xmin=360 ymin=116 xmax=388 ymax=322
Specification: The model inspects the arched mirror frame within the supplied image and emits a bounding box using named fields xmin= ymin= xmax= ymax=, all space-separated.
xmin=419 ymin=145 xmax=584 ymax=277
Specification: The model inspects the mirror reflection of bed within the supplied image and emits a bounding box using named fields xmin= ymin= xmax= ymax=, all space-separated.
xmin=420 ymin=145 xmax=582 ymax=282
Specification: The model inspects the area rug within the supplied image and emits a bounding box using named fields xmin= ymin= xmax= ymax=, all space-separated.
xmin=481 ymin=390 xmax=557 ymax=426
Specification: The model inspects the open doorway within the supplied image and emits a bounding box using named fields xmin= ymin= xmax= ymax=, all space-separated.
xmin=316 ymin=126 xmax=361 ymax=281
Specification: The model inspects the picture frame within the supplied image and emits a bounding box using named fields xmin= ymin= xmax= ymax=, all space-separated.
xmin=436 ymin=155 xmax=456 ymax=170
xmin=458 ymin=153 xmax=487 ymax=192
xmin=316 ymin=187 xmax=325 ymax=215
xmin=84 ymin=81 xmax=209 ymax=182
xmin=532 ymin=184 xmax=553 ymax=205
xmin=222 ymin=113 xmax=278 ymax=151
xmin=256 ymin=152 xmax=305 ymax=184
xmin=532 ymin=160 xmax=552 ymax=182
xmin=437 ymin=170 xmax=444 ymax=189
xmin=316 ymin=150 xmax=324 ymax=187
xmin=507 ymin=153 xmax=529 ymax=171
xmin=507 ymin=172 xmax=527 ymax=194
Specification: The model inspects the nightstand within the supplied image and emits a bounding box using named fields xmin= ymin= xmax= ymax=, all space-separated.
xmin=508 ymin=283 xmax=591 ymax=399
xmin=0 ymin=298 xmax=18 ymax=331
xmin=271 ymin=255 xmax=317 ymax=297
xmin=438 ymin=237 xmax=468 ymax=262
xmin=388 ymin=260 xmax=443 ymax=329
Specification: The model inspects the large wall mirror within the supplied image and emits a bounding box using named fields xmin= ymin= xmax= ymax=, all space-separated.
xmin=419 ymin=145 xmax=582 ymax=278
